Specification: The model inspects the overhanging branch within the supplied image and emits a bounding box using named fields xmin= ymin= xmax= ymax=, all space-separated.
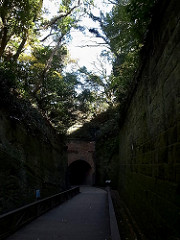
xmin=44 ymin=5 xmax=79 ymax=29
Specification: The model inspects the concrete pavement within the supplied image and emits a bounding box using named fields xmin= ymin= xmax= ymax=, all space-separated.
xmin=6 ymin=187 xmax=111 ymax=240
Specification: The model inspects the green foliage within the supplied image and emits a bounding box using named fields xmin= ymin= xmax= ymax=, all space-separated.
xmin=77 ymin=89 xmax=96 ymax=115
xmin=97 ymin=0 xmax=157 ymax=103
xmin=0 ymin=0 xmax=157 ymax=134
xmin=76 ymin=0 xmax=158 ymax=186
xmin=0 ymin=61 xmax=17 ymax=86
xmin=127 ymin=0 xmax=157 ymax=42
xmin=0 ymin=0 xmax=97 ymax=133
xmin=0 ymin=0 xmax=42 ymax=59
xmin=12 ymin=45 xmax=77 ymax=132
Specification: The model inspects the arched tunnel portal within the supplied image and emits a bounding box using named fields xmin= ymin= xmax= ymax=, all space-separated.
xmin=67 ymin=139 xmax=95 ymax=185
xmin=68 ymin=160 xmax=93 ymax=185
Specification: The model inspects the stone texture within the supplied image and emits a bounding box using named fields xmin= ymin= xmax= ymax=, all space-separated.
xmin=117 ymin=0 xmax=180 ymax=239
xmin=0 ymin=107 xmax=67 ymax=214
xmin=67 ymin=139 xmax=95 ymax=170
xmin=67 ymin=139 xmax=95 ymax=185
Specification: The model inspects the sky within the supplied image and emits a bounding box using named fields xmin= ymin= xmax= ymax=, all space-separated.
xmin=43 ymin=0 xmax=113 ymax=75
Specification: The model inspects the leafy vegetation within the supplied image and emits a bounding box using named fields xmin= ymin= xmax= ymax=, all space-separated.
xmin=89 ymin=0 xmax=157 ymax=103
xmin=0 ymin=0 xmax=42 ymax=60
xmin=0 ymin=0 xmax=157 ymax=134
xmin=69 ymin=0 xmax=158 ymax=190
xmin=0 ymin=0 xmax=96 ymax=133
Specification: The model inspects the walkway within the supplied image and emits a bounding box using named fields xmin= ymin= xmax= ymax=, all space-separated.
xmin=6 ymin=187 xmax=111 ymax=240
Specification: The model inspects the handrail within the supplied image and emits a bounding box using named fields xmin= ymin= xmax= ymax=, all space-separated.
xmin=0 ymin=187 xmax=80 ymax=240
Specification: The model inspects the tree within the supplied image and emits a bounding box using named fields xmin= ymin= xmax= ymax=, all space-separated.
xmin=0 ymin=0 xmax=97 ymax=132
xmin=87 ymin=0 xmax=157 ymax=103
xmin=1 ymin=0 xmax=157 ymax=132
xmin=0 ymin=0 xmax=42 ymax=61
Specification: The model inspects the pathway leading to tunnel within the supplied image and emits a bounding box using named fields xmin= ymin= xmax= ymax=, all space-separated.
xmin=6 ymin=187 xmax=111 ymax=240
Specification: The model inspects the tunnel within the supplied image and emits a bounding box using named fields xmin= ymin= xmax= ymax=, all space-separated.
xmin=68 ymin=160 xmax=92 ymax=185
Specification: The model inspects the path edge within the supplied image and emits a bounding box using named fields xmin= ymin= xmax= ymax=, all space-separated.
xmin=107 ymin=187 xmax=121 ymax=240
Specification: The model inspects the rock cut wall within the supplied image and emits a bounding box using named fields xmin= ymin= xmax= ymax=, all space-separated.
xmin=0 ymin=88 xmax=67 ymax=214
xmin=117 ymin=0 xmax=180 ymax=239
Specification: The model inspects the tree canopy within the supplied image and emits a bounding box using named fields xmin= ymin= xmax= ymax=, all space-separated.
xmin=88 ymin=0 xmax=157 ymax=103
xmin=0 ymin=0 xmax=157 ymax=133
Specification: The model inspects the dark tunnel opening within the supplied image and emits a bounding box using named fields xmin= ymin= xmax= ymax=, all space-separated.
xmin=68 ymin=160 xmax=92 ymax=185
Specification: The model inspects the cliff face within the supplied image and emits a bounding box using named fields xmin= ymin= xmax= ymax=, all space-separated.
xmin=0 ymin=85 xmax=67 ymax=214
xmin=117 ymin=0 xmax=180 ymax=239
xmin=94 ymin=0 xmax=180 ymax=238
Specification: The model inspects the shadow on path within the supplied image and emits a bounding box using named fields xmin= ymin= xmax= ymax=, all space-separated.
xmin=6 ymin=186 xmax=111 ymax=240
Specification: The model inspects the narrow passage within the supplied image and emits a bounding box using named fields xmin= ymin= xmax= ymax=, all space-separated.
xmin=7 ymin=187 xmax=111 ymax=240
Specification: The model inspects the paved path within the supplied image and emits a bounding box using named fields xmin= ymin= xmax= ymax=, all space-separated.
xmin=6 ymin=187 xmax=111 ymax=240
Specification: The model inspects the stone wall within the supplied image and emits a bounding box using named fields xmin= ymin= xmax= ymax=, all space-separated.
xmin=95 ymin=133 xmax=119 ymax=188
xmin=0 ymin=89 xmax=67 ymax=214
xmin=67 ymin=139 xmax=95 ymax=185
xmin=117 ymin=0 xmax=180 ymax=239
xmin=67 ymin=139 xmax=95 ymax=171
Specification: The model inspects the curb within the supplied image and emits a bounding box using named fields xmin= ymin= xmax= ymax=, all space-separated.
xmin=107 ymin=187 xmax=121 ymax=240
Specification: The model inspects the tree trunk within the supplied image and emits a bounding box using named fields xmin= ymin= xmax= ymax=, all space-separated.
xmin=0 ymin=26 xmax=8 ymax=57
xmin=13 ymin=31 xmax=28 ymax=62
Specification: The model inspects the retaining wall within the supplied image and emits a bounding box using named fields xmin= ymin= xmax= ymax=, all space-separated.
xmin=117 ymin=0 xmax=180 ymax=239
xmin=0 ymin=88 xmax=67 ymax=214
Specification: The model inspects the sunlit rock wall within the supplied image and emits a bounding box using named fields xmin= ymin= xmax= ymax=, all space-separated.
xmin=117 ymin=0 xmax=180 ymax=239
xmin=0 ymin=92 xmax=67 ymax=214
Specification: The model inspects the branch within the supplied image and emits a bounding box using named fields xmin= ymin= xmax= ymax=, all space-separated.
xmin=74 ymin=42 xmax=111 ymax=50
xmin=13 ymin=30 xmax=28 ymax=62
xmin=105 ymin=0 xmax=118 ymax=5
xmin=88 ymin=28 xmax=110 ymax=45
xmin=40 ymin=29 xmax=56 ymax=42
xmin=75 ymin=43 xmax=109 ymax=48
xmin=0 ymin=25 xmax=9 ymax=57
xmin=44 ymin=5 xmax=79 ymax=29
xmin=43 ymin=33 xmax=65 ymax=77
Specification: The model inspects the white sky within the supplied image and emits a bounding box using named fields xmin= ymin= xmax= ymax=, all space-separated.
xmin=43 ymin=0 xmax=113 ymax=75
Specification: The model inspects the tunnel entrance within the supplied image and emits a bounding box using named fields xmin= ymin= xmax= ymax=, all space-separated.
xmin=68 ymin=160 xmax=92 ymax=185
